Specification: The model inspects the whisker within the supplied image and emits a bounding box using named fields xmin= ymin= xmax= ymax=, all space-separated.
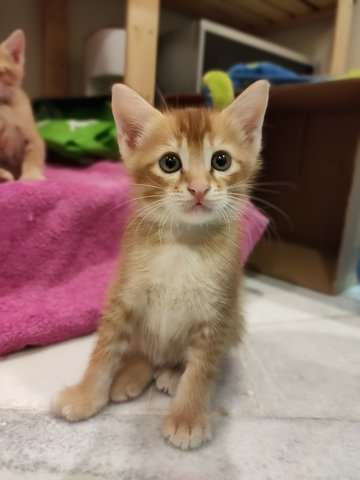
xmin=132 ymin=182 xmax=168 ymax=192
xmin=156 ymin=86 xmax=170 ymax=113
xmin=145 ymin=176 xmax=168 ymax=191
xmin=225 ymin=194 xmax=284 ymax=242
xmin=225 ymin=192 xmax=292 ymax=230
xmin=221 ymin=205 xmax=231 ymax=234
xmin=247 ymin=203 xmax=281 ymax=242
xmin=251 ymin=180 xmax=297 ymax=189
xmin=96 ymin=198 xmax=133 ymax=221
xmin=134 ymin=205 xmax=165 ymax=238
xmin=126 ymin=199 xmax=165 ymax=233
xmin=158 ymin=203 xmax=172 ymax=246
xmin=250 ymin=196 xmax=292 ymax=230
xmin=249 ymin=186 xmax=282 ymax=195
xmin=232 ymin=180 xmax=296 ymax=189
xmin=129 ymin=194 xmax=165 ymax=202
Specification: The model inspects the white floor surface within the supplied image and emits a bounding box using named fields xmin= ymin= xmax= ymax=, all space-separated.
xmin=1 ymin=274 xmax=359 ymax=480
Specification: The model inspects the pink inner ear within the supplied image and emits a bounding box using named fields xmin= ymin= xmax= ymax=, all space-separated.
xmin=112 ymin=83 xmax=162 ymax=156
xmin=11 ymin=48 xmax=22 ymax=64
xmin=242 ymin=115 xmax=261 ymax=144
xmin=121 ymin=116 xmax=145 ymax=150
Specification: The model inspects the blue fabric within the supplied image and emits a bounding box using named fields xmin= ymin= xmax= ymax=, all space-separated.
xmin=228 ymin=61 xmax=316 ymax=90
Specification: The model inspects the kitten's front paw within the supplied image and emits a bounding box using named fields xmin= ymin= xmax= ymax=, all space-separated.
xmin=20 ymin=171 xmax=45 ymax=181
xmin=51 ymin=384 xmax=108 ymax=422
xmin=163 ymin=412 xmax=212 ymax=450
xmin=0 ymin=169 xmax=14 ymax=182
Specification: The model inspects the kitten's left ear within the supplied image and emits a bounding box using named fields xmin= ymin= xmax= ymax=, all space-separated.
xmin=112 ymin=83 xmax=161 ymax=159
xmin=3 ymin=29 xmax=25 ymax=65
xmin=222 ymin=80 xmax=269 ymax=155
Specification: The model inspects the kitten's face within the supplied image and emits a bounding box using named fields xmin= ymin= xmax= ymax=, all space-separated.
xmin=112 ymin=81 xmax=269 ymax=227
xmin=127 ymin=110 xmax=257 ymax=226
xmin=0 ymin=30 xmax=25 ymax=100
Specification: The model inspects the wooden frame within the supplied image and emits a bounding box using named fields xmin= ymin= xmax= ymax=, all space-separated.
xmin=41 ymin=0 xmax=352 ymax=101
xmin=124 ymin=0 xmax=160 ymax=104
xmin=330 ymin=0 xmax=354 ymax=74
xmin=42 ymin=0 xmax=69 ymax=97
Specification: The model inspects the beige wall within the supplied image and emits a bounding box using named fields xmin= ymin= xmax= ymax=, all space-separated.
xmin=0 ymin=0 xmax=126 ymax=98
xmin=265 ymin=2 xmax=360 ymax=74
xmin=0 ymin=0 xmax=42 ymax=98
xmin=265 ymin=17 xmax=334 ymax=74
xmin=68 ymin=0 xmax=126 ymax=96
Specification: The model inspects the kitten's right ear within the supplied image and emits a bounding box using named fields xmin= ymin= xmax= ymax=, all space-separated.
xmin=3 ymin=29 xmax=25 ymax=65
xmin=222 ymin=80 xmax=269 ymax=156
xmin=112 ymin=84 xmax=161 ymax=159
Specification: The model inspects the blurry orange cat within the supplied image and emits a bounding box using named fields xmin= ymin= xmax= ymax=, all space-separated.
xmin=53 ymin=80 xmax=269 ymax=449
xmin=0 ymin=29 xmax=45 ymax=182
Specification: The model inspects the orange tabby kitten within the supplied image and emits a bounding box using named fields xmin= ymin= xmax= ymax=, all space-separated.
xmin=0 ymin=29 xmax=45 ymax=181
xmin=52 ymin=80 xmax=269 ymax=449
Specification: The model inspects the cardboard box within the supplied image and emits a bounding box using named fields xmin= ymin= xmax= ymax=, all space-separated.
xmin=249 ymin=79 xmax=360 ymax=294
xmin=166 ymin=79 xmax=360 ymax=294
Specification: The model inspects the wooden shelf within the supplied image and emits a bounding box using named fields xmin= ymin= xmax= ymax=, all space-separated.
xmin=161 ymin=0 xmax=337 ymax=35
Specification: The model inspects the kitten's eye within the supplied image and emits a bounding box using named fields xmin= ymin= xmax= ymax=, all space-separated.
xmin=159 ymin=153 xmax=182 ymax=173
xmin=211 ymin=151 xmax=232 ymax=171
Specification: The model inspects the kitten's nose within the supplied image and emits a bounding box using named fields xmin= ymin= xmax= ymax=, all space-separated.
xmin=187 ymin=183 xmax=210 ymax=203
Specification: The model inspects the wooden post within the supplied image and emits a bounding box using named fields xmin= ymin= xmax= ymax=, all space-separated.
xmin=124 ymin=0 xmax=160 ymax=104
xmin=329 ymin=0 xmax=354 ymax=75
xmin=42 ymin=0 xmax=69 ymax=97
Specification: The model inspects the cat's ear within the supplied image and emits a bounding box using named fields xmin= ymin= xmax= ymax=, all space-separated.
xmin=222 ymin=80 xmax=269 ymax=155
xmin=112 ymin=83 xmax=161 ymax=159
xmin=3 ymin=29 xmax=25 ymax=65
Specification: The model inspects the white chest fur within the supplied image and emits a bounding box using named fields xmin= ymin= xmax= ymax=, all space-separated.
xmin=132 ymin=243 xmax=222 ymax=350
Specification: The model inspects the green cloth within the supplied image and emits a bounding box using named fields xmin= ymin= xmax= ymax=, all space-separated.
xmin=38 ymin=119 xmax=118 ymax=160
xmin=35 ymin=99 xmax=119 ymax=162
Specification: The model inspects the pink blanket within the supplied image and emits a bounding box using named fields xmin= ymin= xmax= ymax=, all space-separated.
xmin=0 ymin=161 xmax=268 ymax=356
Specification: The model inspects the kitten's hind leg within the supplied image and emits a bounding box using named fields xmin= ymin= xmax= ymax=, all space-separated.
xmin=110 ymin=358 xmax=153 ymax=402
xmin=52 ymin=304 xmax=133 ymax=422
xmin=154 ymin=367 xmax=182 ymax=396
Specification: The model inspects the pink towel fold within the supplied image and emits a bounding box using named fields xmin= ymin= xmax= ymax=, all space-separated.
xmin=0 ymin=161 xmax=268 ymax=356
